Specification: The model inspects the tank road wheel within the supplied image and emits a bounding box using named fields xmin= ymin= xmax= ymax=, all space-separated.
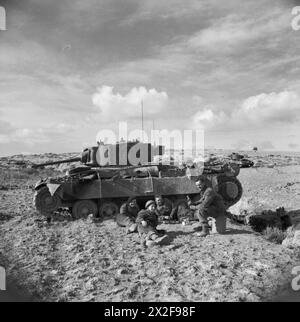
xmin=34 ymin=186 xmax=61 ymax=216
xmin=72 ymin=200 xmax=98 ymax=219
xmin=217 ymin=176 xmax=243 ymax=208
xmin=99 ymin=202 xmax=119 ymax=219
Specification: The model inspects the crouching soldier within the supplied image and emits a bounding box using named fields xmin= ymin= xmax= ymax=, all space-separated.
xmin=116 ymin=197 xmax=139 ymax=234
xmin=136 ymin=200 xmax=169 ymax=247
xmin=189 ymin=176 xmax=226 ymax=237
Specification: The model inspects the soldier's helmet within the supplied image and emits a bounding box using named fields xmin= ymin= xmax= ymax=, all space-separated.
xmin=145 ymin=200 xmax=155 ymax=208
xmin=195 ymin=175 xmax=211 ymax=187
xmin=127 ymin=196 xmax=137 ymax=204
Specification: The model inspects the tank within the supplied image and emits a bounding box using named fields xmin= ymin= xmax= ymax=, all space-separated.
xmin=32 ymin=144 xmax=243 ymax=219
xmin=228 ymin=152 xmax=254 ymax=168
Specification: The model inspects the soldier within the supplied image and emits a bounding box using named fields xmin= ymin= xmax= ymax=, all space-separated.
xmin=136 ymin=200 xmax=169 ymax=247
xmin=116 ymin=197 xmax=139 ymax=234
xmin=188 ymin=176 xmax=226 ymax=237
xmin=154 ymin=195 xmax=176 ymax=222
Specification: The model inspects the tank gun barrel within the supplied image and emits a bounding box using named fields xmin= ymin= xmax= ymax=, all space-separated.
xmin=32 ymin=156 xmax=81 ymax=168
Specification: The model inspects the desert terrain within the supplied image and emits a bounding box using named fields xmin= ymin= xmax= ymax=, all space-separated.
xmin=0 ymin=151 xmax=300 ymax=302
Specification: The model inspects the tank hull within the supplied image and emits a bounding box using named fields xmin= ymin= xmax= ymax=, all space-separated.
xmin=34 ymin=172 xmax=242 ymax=218
xmin=52 ymin=176 xmax=200 ymax=200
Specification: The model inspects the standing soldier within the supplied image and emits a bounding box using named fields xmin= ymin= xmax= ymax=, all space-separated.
xmin=188 ymin=176 xmax=227 ymax=237
xmin=116 ymin=197 xmax=139 ymax=234
xmin=136 ymin=200 xmax=169 ymax=247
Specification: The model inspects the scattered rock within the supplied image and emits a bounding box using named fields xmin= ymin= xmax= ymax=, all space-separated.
xmin=292 ymin=231 xmax=300 ymax=247
xmin=117 ymin=268 xmax=128 ymax=276
xmin=282 ymin=223 xmax=300 ymax=248
xmin=50 ymin=270 xmax=58 ymax=276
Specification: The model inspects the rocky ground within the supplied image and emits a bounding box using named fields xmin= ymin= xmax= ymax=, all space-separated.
xmin=0 ymin=152 xmax=300 ymax=302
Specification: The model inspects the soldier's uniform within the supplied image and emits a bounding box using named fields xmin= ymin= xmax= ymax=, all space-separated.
xmin=190 ymin=186 xmax=226 ymax=236
xmin=116 ymin=202 xmax=139 ymax=233
xmin=175 ymin=201 xmax=197 ymax=223
xmin=136 ymin=200 xmax=169 ymax=247
xmin=155 ymin=198 xmax=176 ymax=221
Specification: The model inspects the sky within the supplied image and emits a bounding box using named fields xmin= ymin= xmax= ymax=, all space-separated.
xmin=1 ymin=0 xmax=300 ymax=155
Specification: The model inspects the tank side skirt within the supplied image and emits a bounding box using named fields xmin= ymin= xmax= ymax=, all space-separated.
xmin=50 ymin=176 xmax=242 ymax=210
xmin=54 ymin=177 xmax=200 ymax=201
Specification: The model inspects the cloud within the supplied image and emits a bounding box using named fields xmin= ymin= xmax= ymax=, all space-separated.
xmin=188 ymin=19 xmax=251 ymax=50
xmin=0 ymin=123 xmax=77 ymax=146
xmin=187 ymin=8 xmax=288 ymax=52
xmin=193 ymin=107 xmax=229 ymax=129
xmin=193 ymin=91 xmax=300 ymax=130
xmin=257 ymin=140 xmax=275 ymax=150
xmin=231 ymin=139 xmax=251 ymax=150
xmin=1 ymin=0 xmax=300 ymax=154
xmin=0 ymin=120 xmax=15 ymax=134
xmin=120 ymin=0 xmax=208 ymax=26
xmin=238 ymin=91 xmax=300 ymax=124
xmin=231 ymin=139 xmax=275 ymax=150
xmin=92 ymin=86 xmax=168 ymax=121
xmin=288 ymin=143 xmax=298 ymax=149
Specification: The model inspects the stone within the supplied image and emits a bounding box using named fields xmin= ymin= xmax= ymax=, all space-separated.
xmin=282 ymin=225 xmax=300 ymax=248
xmin=282 ymin=237 xmax=292 ymax=247
xmin=50 ymin=270 xmax=58 ymax=276
xmin=292 ymin=231 xmax=300 ymax=247
xmin=117 ymin=268 xmax=128 ymax=275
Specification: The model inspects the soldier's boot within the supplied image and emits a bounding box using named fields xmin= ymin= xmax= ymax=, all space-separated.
xmin=197 ymin=224 xmax=209 ymax=237
xmin=156 ymin=229 xmax=166 ymax=236
xmin=146 ymin=234 xmax=169 ymax=247
xmin=126 ymin=223 xmax=137 ymax=234
xmin=154 ymin=234 xmax=169 ymax=245
xmin=145 ymin=239 xmax=157 ymax=247
xmin=145 ymin=232 xmax=159 ymax=247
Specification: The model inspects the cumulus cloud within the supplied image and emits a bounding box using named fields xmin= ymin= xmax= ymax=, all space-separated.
xmin=92 ymin=86 xmax=168 ymax=121
xmin=194 ymin=90 xmax=300 ymax=130
xmin=194 ymin=107 xmax=228 ymax=129
xmin=238 ymin=91 xmax=300 ymax=124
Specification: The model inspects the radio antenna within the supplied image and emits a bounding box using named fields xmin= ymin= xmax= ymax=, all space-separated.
xmin=141 ymin=100 xmax=144 ymax=142
xmin=152 ymin=119 xmax=155 ymax=146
